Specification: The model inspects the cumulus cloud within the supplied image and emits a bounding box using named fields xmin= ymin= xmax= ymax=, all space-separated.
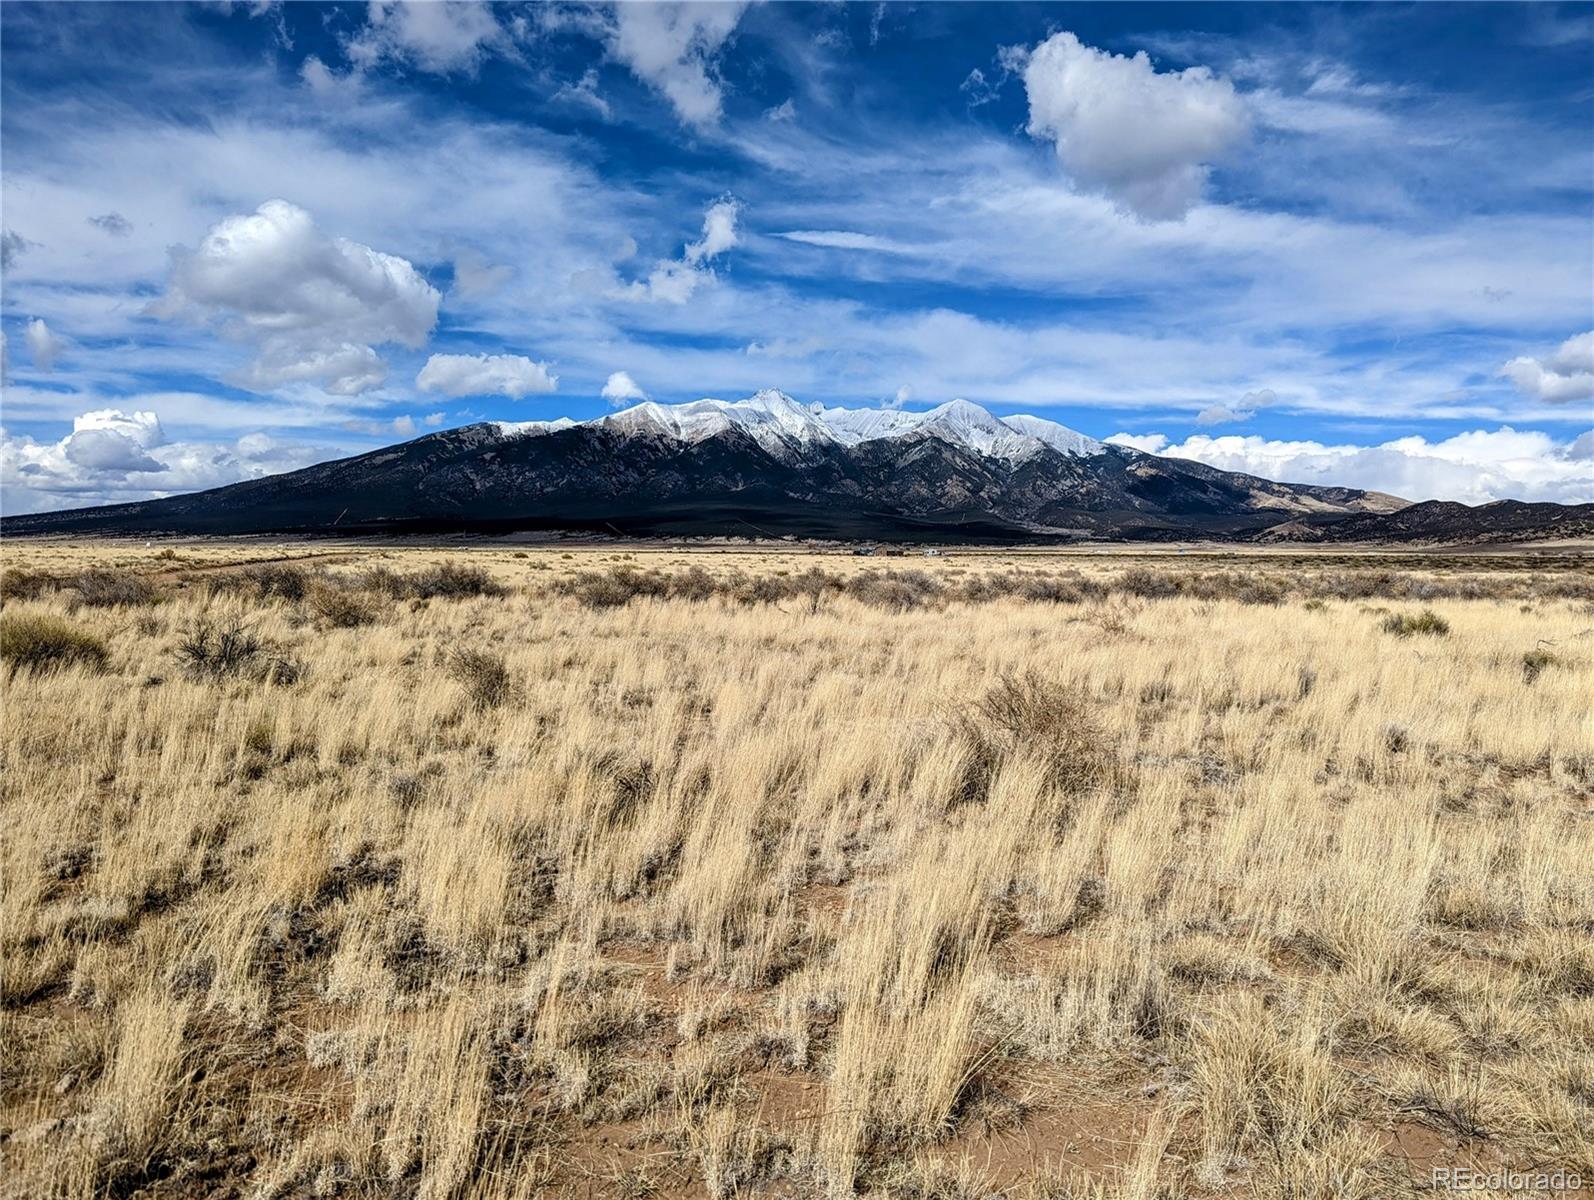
xmin=608 ymin=2 xmax=749 ymax=129
xmin=25 ymin=318 xmax=67 ymax=371
xmin=1019 ymin=31 xmax=1249 ymax=219
xmin=60 ymin=409 xmax=165 ymax=472
xmin=601 ymin=371 xmax=648 ymax=406
xmin=152 ymin=200 xmax=439 ymax=396
xmin=764 ymin=98 xmax=797 ymax=122
xmin=1502 ymin=331 xmax=1594 ymax=403
xmin=619 ymin=197 xmax=741 ymax=304
xmin=347 ymin=0 xmax=505 ymax=75
xmin=1107 ymin=426 xmax=1594 ymax=505
xmin=1 ymin=408 xmax=337 ymax=513
xmin=417 ymin=352 xmax=557 ymax=398
xmin=1105 ymin=432 xmax=1169 ymax=454
xmin=239 ymin=343 xmax=390 ymax=396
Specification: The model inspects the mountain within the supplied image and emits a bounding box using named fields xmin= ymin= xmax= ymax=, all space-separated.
xmin=5 ymin=389 xmax=1581 ymax=543
xmin=1257 ymin=499 xmax=1594 ymax=544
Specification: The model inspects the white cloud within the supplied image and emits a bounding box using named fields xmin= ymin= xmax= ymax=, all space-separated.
xmin=238 ymin=343 xmax=389 ymax=396
xmin=619 ymin=197 xmax=741 ymax=304
xmin=450 ymin=249 xmax=513 ymax=298
xmin=1105 ymin=432 xmax=1169 ymax=454
xmin=1019 ymin=31 xmax=1249 ymax=219
xmin=2 ymin=408 xmax=335 ymax=512
xmin=1196 ymin=387 xmax=1276 ymax=425
xmin=152 ymin=199 xmax=439 ymax=396
xmin=1109 ymin=426 xmax=1594 ymax=505
xmin=1502 ymin=331 xmax=1594 ymax=404
xmin=601 ymin=370 xmax=648 ymax=406
xmin=552 ymin=68 xmax=612 ymax=119
xmin=341 ymin=413 xmax=429 ymax=438
xmin=685 ymin=199 xmax=740 ymax=264
xmin=608 ymin=2 xmax=749 ymax=129
xmin=417 ymin=352 xmax=557 ymax=398
xmin=623 ymin=260 xmax=708 ymax=305
xmin=60 ymin=409 xmax=165 ymax=472
xmin=777 ymin=229 xmax=913 ymax=254
xmin=24 ymin=318 xmax=67 ymax=371
xmin=347 ymin=0 xmax=504 ymax=75
xmin=764 ymin=98 xmax=797 ymax=123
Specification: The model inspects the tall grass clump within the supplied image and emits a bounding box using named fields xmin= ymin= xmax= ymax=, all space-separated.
xmin=954 ymin=669 xmax=1107 ymax=800
xmin=1380 ymin=609 xmax=1451 ymax=637
xmin=447 ymin=648 xmax=513 ymax=709
xmin=0 ymin=611 xmax=109 ymax=674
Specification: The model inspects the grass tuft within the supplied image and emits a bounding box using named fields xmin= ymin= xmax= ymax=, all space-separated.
xmin=0 ymin=611 xmax=109 ymax=673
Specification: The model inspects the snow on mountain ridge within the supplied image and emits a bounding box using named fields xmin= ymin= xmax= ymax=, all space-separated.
xmin=494 ymin=393 xmax=1104 ymax=462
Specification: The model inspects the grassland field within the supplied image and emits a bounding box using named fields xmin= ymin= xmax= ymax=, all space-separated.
xmin=1 ymin=538 xmax=1592 ymax=1200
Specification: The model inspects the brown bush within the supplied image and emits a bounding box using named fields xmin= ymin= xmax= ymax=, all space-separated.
xmin=176 ymin=619 xmax=263 ymax=678
xmin=555 ymin=566 xmax=671 ymax=609
xmin=307 ymin=583 xmax=379 ymax=628
xmin=366 ymin=562 xmax=506 ymax=601
xmin=955 ymin=670 xmax=1107 ymax=802
xmin=844 ymin=569 xmax=943 ymax=611
xmin=1381 ymin=609 xmax=1450 ymax=637
xmin=448 ymin=648 xmax=512 ymax=709
xmin=0 ymin=568 xmax=59 ymax=603
xmin=244 ymin=564 xmax=310 ymax=600
xmin=71 ymin=569 xmax=159 ymax=608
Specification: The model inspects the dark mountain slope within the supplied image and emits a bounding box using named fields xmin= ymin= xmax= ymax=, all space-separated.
xmin=3 ymin=412 xmax=1581 ymax=543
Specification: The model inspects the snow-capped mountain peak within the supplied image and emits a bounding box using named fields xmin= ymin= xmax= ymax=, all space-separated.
xmin=999 ymin=413 xmax=1105 ymax=457
xmin=501 ymin=391 xmax=1104 ymax=464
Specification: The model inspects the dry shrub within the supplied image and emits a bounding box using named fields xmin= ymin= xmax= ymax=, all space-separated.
xmin=244 ymin=563 xmax=309 ymax=600
xmin=308 ymin=583 xmax=379 ymax=628
xmin=1521 ymin=648 xmax=1557 ymax=684
xmin=955 ymin=670 xmax=1106 ymax=800
xmin=0 ymin=612 xmax=109 ymax=674
xmin=367 ymin=562 xmax=505 ymax=601
xmin=447 ymin=648 xmax=512 ymax=709
xmin=71 ymin=569 xmax=159 ymax=608
xmin=845 ymin=570 xmax=943 ymax=611
xmin=1117 ymin=567 xmax=1181 ymax=599
xmin=1380 ymin=609 xmax=1450 ymax=638
xmin=555 ymin=566 xmax=671 ymax=609
xmin=0 ymin=567 xmax=59 ymax=603
xmin=176 ymin=618 xmax=262 ymax=678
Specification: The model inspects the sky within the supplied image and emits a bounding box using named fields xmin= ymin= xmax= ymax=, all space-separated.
xmin=1 ymin=0 xmax=1591 ymax=514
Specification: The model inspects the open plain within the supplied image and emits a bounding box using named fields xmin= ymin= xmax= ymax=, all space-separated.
xmin=1 ymin=540 xmax=1591 ymax=1199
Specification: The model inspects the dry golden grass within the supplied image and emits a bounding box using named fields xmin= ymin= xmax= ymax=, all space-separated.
xmin=1 ymin=539 xmax=1591 ymax=1199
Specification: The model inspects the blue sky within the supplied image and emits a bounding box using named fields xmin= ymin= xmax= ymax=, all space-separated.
xmin=2 ymin=1 xmax=1591 ymax=512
